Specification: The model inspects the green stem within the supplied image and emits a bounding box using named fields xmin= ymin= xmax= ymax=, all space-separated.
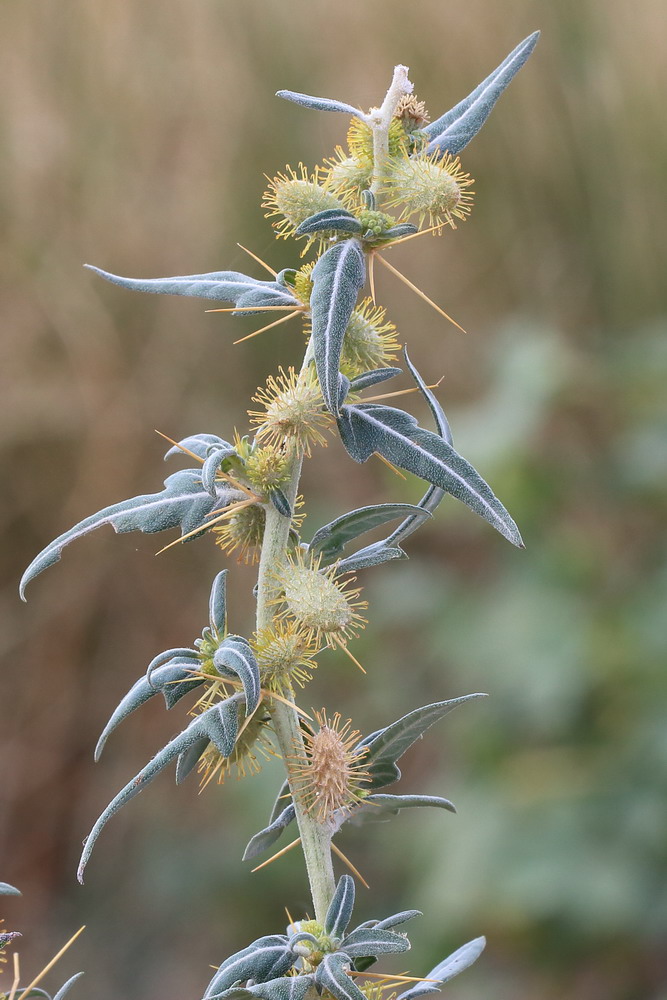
xmin=255 ymin=445 xmax=336 ymax=925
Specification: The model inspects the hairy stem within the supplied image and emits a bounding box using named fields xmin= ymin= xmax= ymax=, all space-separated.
xmin=369 ymin=64 xmax=413 ymax=198
xmin=255 ymin=442 xmax=336 ymax=924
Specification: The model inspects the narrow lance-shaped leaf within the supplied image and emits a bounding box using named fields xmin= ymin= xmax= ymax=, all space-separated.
xmin=86 ymin=265 xmax=299 ymax=309
xmin=242 ymin=803 xmax=296 ymax=861
xmin=338 ymin=928 xmax=410 ymax=958
xmin=337 ymin=403 xmax=523 ymax=547
xmin=20 ymin=471 xmax=240 ymax=598
xmin=0 ymin=882 xmax=21 ymax=895
xmin=213 ymin=975 xmax=316 ymax=1000
xmin=325 ymin=875 xmax=356 ymax=939
xmin=396 ymin=937 xmax=486 ymax=999
xmin=308 ymin=503 xmax=430 ymax=564
xmin=424 ymin=32 xmax=539 ymax=156
xmin=296 ymin=209 xmax=363 ymax=237
xmin=358 ymin=695 xmax=486 ymax=788
xmin=361 ymin=793 xmax=456 ymax=816
xmin=310 ymin=239 xmax=366 ymax=416
xmin=315 ymin=953 xmax=366 ymax=1000
xmin=164 ymin=433 xmax=235 ymax=462
xmin=78 ymin=698 xmax=241 ymax=882
xmin=209 ymin=570 xmax=228 ymax=635
xmin=348 ymin=367 xmax=402 ymax=392
xmin=276 ymin=89 xmax=364 ymax=118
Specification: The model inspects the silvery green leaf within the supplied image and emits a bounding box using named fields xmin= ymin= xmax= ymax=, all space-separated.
xmin=396 ymin=937 xmax=486 ymax=999
xmin=234 ymin=286 xmax=299 ymax=313
xmin=424 ymin=32 xmax=539 ymax=156
xmin=78 ymin=698 xmax=241 ymax=882
xmin=0 ymin=882 xmax=20 ymax=895
xmin=379 ymin=224 xmax=418 ymax=241
xmin=325 ymin=875 xmax=355 ymax=939
xmin=336 ymin=403 xmax=523 ymax=547
xmin=363 ymin=793 xmax=456 ymax=816
xmin=175 ymin=736 xmax=212 ymax=784
xmin=21 ymin=470 xmax=235 ymax=598
xmin=374 ymin=910 xmax=422 ymax=930
xmin=145 ymin=647 xmax=198 ymax=685
xmin=52 ymin=973 xmax=85 ymax=1000
xmin=348 ymin=367 xmax=402 ymax=392
xmin=360 ymin=696 xmax=485 ymax=787
xmin=209 ymin=570 xmax=228 ymax=635
xmin=276 ymin=90 xmax=363 ymax=118
xmin=215 ymin=976 xmax=315 ymax=1000
xmin=214 ymin=637 xmax=260 ymax=715
xmin=385 ymin=349 xmax=451 ymax=549
xmin=204 ymin=937 xmax=292 ymax=999
xmin=94 ymin=657 xmax=201 ymax=761
xmin=315 ymin=953 xmax=364 ymax=1000
xmin=269 ymin=780 xmax=292 ymax=824
xmin=0 ymin=932 xmax=21 ymax=949
xmin=336 ymin=539 xmax=407 ymax=575
xmin=269 ymin=489 xmax=292 ymax=517
xmin=337 ymin=374 xmax=351 ymax=409
xmin=276 ymin=268 xmax=298 ymax=287
xmin=164 ymin=434 xmax=234 ymax=462
xmin=296 ymin=209 xmax=363 ymax=237
xmin=338 ymin=928 xmax=409 ymax=958
xmin=242 ymin=804 xmax=296 ymax=861
xmin=308 ymin=504 xmax=429 ymax=563
xmin=311 ymin=239 xmax=366 ymax=415
xmin=202 ymin=447 xmax=237 ymax=496
xmin=86 ymin=265 xmax=298 ymax=308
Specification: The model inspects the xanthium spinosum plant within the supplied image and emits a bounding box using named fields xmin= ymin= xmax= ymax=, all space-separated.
xmin=15 ymin=32 xmax=539 ymax=1000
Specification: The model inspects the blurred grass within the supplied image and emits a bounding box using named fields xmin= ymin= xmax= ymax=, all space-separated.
xmin=1 ymin=1 xmax=666 ymax=998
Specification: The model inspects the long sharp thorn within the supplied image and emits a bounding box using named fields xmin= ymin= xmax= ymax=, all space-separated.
xmin=250 ymin=837 xmax=302 ymax=873
xmin=234 ymin=310 xmax=301 ymax=345
xmin=369 ymin=251 xmax=377 ymax=304
xmin=16 ymin=926 xmax=85 ymax=1000
xmin=375 ymin=254 xmax=466 ymax=333
xmin=362 ymin=379 xmax=443 ymax=403
xmin=330 ymin=841 xmax=370 ymax=888
xmin=8 ymin=953 xmax=20 ymax=1000
xmin=154 ymin=502 xmax=252 ymax=554
xmin=205 ymin=305 xmax=304 ymax=314
xmin=332 ymin=636 xmax=367 ymax=674
xmin=237 ymin=243 xmax=277 ymax=276
xmin=374 ymin=452 xmax=407 ymax=480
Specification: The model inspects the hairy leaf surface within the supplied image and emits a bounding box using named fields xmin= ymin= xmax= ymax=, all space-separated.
xmin=276 ymin=90 xmax=363 ymax=118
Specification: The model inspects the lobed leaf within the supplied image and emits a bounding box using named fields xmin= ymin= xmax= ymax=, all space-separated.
xmin=94 ymin=655 xmax=201 ymax=761
xmin=325 ymin=874 xmax=356 ymax=939
xmin=78 ymin=698 xmax=242 ymax=882
xmin=310 ymin=239 xmax=366 ymax=415
xmin=21 ymin=470 xmax=240 ymax=598
xmin=276 ymin=90 xmax=363 ymax=118
xmin=424 ymin=32 xmax=539 ymax=156
xmin=308 ymin=504 xmax=429 ymax=563
xmin=336 ymin=403 xmax=523 ymax=547
xmin=396 ymin=937 xmax=486 ymax=999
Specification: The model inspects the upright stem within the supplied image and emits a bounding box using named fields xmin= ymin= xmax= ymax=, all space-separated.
xmin=255 ymin=437 xmax=335 ymax=925
xmin=369 ymin=64 xmax=413 ymax=197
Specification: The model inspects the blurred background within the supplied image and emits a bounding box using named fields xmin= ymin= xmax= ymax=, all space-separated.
xmin=1 ymin=1 xmax=666 ymax=997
